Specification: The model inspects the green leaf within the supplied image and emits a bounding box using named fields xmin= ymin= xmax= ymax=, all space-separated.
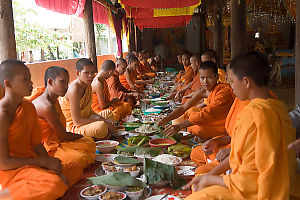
xmin=114 ymin=156 xmax=140 ymax=164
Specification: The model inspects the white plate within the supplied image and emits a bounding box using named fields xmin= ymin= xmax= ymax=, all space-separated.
xmin=176 ymin=166 xmax=196 ymax=176
xmin=116 ymin=130 xmax=129 ymax=136
xmin=145 ymin=195 xmax=180 ymax=200
xmin=95 ymin=154 xmax=118 ymax=162
xmin=152 ymin=154 xmax=182 ymax=166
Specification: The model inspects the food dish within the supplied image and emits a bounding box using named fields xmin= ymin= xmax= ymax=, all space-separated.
xmin=149 ymin=138 xmax=177 ymax=148
xmin=125 ymin=187 xmax=144 ymax=200
xmin=80 ymin=185 xmax=107 ymax=200
xmin=96 ymin=140 xmax=119 ymax=153
xmin=145 ymin=195 xmax=180 ymax=200
xmin=175 ymin=166 xmax=196 ymax=176
xmin=99 ymin=190 xmax=126 ymax=200
xmin=135 ymin=124 xmax=156 ymax=134
xmin=152 ymin=154 xmax=182 ymax=166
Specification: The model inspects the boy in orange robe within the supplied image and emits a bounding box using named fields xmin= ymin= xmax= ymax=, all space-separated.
xmin=183 ymin=52 xmax=299 ymax=200
xmin=91 ymin=60 xmax=132 ymax=121
xmin=165 ymin=61 xmax=234 ymax=140
xmin=59 ymin=58 xmax=117 ymax=139
xmin=0 ymin=60 xmax=68 ymax=200
xmin=29 ymin=66 xmax=96 ymax=186
xmin=107 ymin=58 xmax=137 ymax=107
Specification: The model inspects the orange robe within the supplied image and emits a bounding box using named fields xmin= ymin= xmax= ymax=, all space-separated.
xmin=218 ymin=68 xmax=227 ymax=83
xmin=119 ymin=70 xmax=144 ymax=91
xmin=181 ymin=72 xmax=201 ymax=105
xmin=187 ymin=83 xmax=235 ymax=139
xmin=191 ymin=98 xmax=249 ymax=174
xmin=177 ymin=65 xmax=193 ymax=91
xmin=28 ymin=87 xmax=96 ymax=186
xmin=59 ymin=85 xmax=113 ymax=138
xmin=107 ymin=70 xmax=131 ymax=101
xmin=0 ymin=99 xmax=68 ymax=200
xmin=141 ymin=60 xmax=156 ymax=78
xmin=185 ymin=98 xmax=298 ymax=200
xmin=91 ymin=80 xmax=132 ymax=121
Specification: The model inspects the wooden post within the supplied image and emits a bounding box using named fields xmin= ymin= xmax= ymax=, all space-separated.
xmin=0 ymin=0 xmax=17 ymax=62
xmin=213 ymin=0 xmax=224 ymax=68
xmin=83 ymin=0 xmax=97 ymax=69
xmin=296 ymin=1 xmax=300 ymax=105
xmin=231 ymin=0 xmax=246 ymax=58
xmin=199 ymin=2 xmax=207 ymax=53
xmin=134 ymin=24 xmax=138 ymax=51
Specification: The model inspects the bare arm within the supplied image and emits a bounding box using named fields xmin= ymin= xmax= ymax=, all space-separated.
xmin=208 ymin=156 xmax=230 ymax=175
xmin=93 ymin=80 xmax=112 ymax=109
xmin=38 ymin=105 xmax=83 ymax=141
xmin=124 ymin=71 xmax=143 ymax=92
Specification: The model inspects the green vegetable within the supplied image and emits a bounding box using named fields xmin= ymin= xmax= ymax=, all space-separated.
xmin=137 ymin=137 xmax=149 ymax=146
xmin=114 ymin=156 xmax=140 ymax=164
xmin=135 ymin=147 xmax=161 ymax=157
xmin=144 ymin=158 xmax=186 ymax=190
xmin=89 ymin=171 xmax=146 ymax=188
xmin=116 ymin=145 xmax=138 ymax=153
xmin=128 ymin=136 xmax=150 ymax=145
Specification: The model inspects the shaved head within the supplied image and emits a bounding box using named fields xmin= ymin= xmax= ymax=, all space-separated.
xmin=44 ymin=66 xmax=69 ymax=87
xmin=191 ymin=54 xmax=201 ymax=62
xmin=116 ymin=58 xmax=127 ymax=65
xmin=101 ymin=60 xmax=115 ymax=71
xmin=0 ymin=59 xmax=27 ymax=87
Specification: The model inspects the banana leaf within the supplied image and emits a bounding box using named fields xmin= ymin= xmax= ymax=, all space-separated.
xmin=114 ymin=156 xmax=140 ymax=164
xmin=168 ymin=143 xmax=191 ymax=152
xmin=144 ymin=158 xmax=186 ymax=190
xmin=89 ymin=172 xmax=146 ymax=187
xmin=116 ymin=145 xmax=138 ymax=153
xmin=135 ymin=147 xmax=162 ymax=157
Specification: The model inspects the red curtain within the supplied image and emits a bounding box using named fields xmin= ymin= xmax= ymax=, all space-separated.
xmin=120 ymin=0 xmax=199 ymax=9
xmin=135 ymin=15 xmax=192 ymax=29
xmin=91 ymin=1 xmax=109 ymax=25
xmin=124 ymin=6 xmax=153 ymax=19
xmin=35 ymin=0 xmax=85 ymax=15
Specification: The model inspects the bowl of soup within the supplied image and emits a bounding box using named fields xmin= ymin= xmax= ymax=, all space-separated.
xmin=96 ymin=140 xmax=119 ymax=153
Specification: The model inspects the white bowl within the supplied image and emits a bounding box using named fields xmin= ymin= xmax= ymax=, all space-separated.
xmin=104 ymin=166 xmax=122 ymax=175
xmin=96 ymin=140 xmax=119 ymax=153
xmin=113 ymin=160 xmax=135 ymax=168
xmin=122 ymin=166 xmax=141 ymax=177
xmin=96 ymin=154 xmax=118 ymax=162
xmin=99 ymin=190 xmax=127 ymax=200
xmin=80 ymin=185 xmax=107 ymax=200
xmin=125 ymin=187 xmax=144 ymax=200
xmin=101 ymin=161 xmax=115 ymax=171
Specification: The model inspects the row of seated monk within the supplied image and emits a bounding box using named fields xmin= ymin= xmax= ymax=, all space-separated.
xmin=0 ymin=49 xmax=299 ymax=200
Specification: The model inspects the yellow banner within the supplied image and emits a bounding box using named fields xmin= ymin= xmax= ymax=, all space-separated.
xmin=153 ymin=0 xmax=201 ymax=17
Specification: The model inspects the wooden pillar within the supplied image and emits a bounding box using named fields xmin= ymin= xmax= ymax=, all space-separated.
xmin=199 ymin=2 xmax=207 ymax=53
xmin=231 ymin=0 xmax=246 ymax=58
xmin=83 ymin=0 xmax=97 ymax=68
xmin=0 ymin=0 xmax=17 ymax=62
xmin=213 ymin=0 xmax=224 ymax=68
xmin=128 ymin=19 xmax=135 ymax=52
xmin=296 ymin=2 xmax=300 ymax=105
xmin=134 ymin=25 xmax=138 ymax=51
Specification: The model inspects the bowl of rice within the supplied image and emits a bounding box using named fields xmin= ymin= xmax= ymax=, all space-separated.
xmin=152 ymin=154 xmax=182 ymax=166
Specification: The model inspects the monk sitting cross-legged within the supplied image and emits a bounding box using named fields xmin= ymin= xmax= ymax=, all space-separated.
xmin=59 ymin=58 xmax=117 ymax=140
xmin=183 ymin=52 xmax=299 ymax=200
xmin=28 ymin=66 xmax=96 ymax=186
xmin=107 ymin=58 xmax=137 ymax=108
xmin=163 ymin=61 xmax=234 ymax=140
xmin=0 ymin=60 xmax=68 ymax=200
xmin=92 ymin=60 xmax=132 ymax=121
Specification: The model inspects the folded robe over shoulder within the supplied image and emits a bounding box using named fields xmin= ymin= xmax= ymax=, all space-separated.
xmin=0 ymin=99 xmax=68 ymax=200
xmin=187 ymin=83 xmax=235 ymax=139
xmin=28 ymin=87 xmax=96 ymax=186
xmin=191 ymin=98 xmax=249 ymax=174
xmin=107 ymin=70 xmax=131 ymax=101
xmin=59 ymin=85 xmax=113 ymax=139
xmin=186 ymin=98 xmax=298 ymax=200
xmin=91 ymin=79 xmax=132 ymax=121
xmin=119 ymin=70 xmax=144 ymax=91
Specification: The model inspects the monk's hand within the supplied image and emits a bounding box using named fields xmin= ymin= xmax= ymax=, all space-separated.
xmin=182 ymin=175 xmax=209 ymax=192
xmin=156 ymin=118 xmax=166 ymax=127
xmin=45 ymin=157 xmax=63 ymax=173
xmin=288 ymin=138 xmax=300 ymax=158
xmin=216 ymin=148 xmax=230 ymax=162
xmin=174 ymin=91 xmax=183 ymax=102
xmin=202 ymin=139 xmax=219 ymax=155
xmin=111 ymin=98 xmax=120 ymax=104
xmin=164 ymin=124 xmax=180 ymax=137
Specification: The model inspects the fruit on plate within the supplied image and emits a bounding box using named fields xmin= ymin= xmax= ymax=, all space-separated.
xmin=167 ymin=143 xmax=191 ymax=158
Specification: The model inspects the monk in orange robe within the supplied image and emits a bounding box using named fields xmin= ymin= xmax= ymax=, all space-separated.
xmin=164 ymin=61 xmax=234 ymax=140
xmin=140 ymin=51 xmax=157 ymax=78
xmin=0 ymin=60 xmax=68 ymax=200
xmin=28 ymin=66 xmax=96 ymax=186
xmin=119 ymin=54 xmax=154 ymax=92
xmin=107 ymin=58 xmax=137 ymax=107
xmin=183 ymin=52 xmax=299 ymax=200
xmin=91 ymin=60 xmax=132 ymax=121
xmin=59 ymin=58 xmax=117 ymax=139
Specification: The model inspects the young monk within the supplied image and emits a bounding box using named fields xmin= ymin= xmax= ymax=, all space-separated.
xmin=107 ymin=58 xmax=137 ymax=107
xmin=164 ymin=61 xmax=234 ymax=140
xmin=59 ymin=58 xmax=116 ymax=139
xmin=183 ymin=52 xmax=299 ymax=200
xmin=92 ymin=60 xmax=132 ymax=121
xmin=28 ymin=66 xmax=96 ymax=186
xmin=119 ymin=54 xmax=154 ymax=92
xmin=0 ymin=60 xmax=68 ymax=200
xmin=140 ymin=50 xmax=157 ymax=78
xmin=174 ymin=54 xmax=201 ymax=103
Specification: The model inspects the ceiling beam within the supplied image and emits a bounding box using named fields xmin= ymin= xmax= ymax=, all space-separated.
xmin=94 ymin=0 xmax=118 ymax=14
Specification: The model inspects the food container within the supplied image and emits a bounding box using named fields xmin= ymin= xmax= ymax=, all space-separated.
xmin=104 ymin=166 xmax=122 ymax=175
xmin=101 ymin=161 xmax=115 ymax=171
xmin=99 ymin=190 xmax=126 ymax=200
xmin=123 ymin=123 xmax=142 ymax=131
xmin=149 ymin=138 xmax=176 ymax=148
xmin=80 ymin=185 xmax=107 ymax=200
xmin=96 ymin=140 xmax=119 ymax=154
xmin=122 ymin=166 xmax=140 ymax=177
xmin=125 ymin=187 xmax=144 ymax=200
xmin=96 ymin=154 xmax=118 ymax=162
